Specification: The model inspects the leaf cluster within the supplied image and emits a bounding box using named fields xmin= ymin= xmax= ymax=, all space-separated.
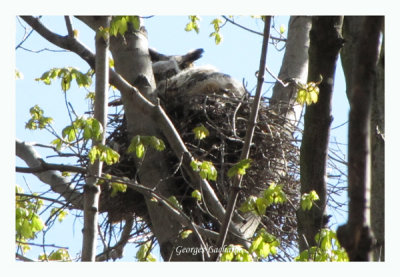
xmin=35 ymin=67 xmax=93 ymax=92
xmin=240 ymin=183 xmax=287 ymax=216
xmin=227 ymin=158 xmax=252 ymax=178
xmin=295 ymin=228 xmax=349 ymax=261
xmin=127 ymin=135 xmax=166 ymax=159
xmin=38 ymin=248 xmax=71 ymax=262
xmin=16 ymin=186 xmax=45 ymax=253
xmin=191 ymin=189 xmax=202 ymax=201
xmin=109 ymin=16 xmax=140 ymax=37
xmin=185 ymin=15 xmax=200 ymax=33
xmin=50 ymin=208 xmax=68 ymax=223
xmin=136 ymin=241 xmax=156 ymax=262
xmin=210 ymin=18 xmax=223 ymax=45
xmin=25 ymin=105 xmax=53 ymax=130
xmin=296 ymin=76 xmax=323 ymax=106
xmin=192 ymin=124 xmax=209 ymax=140
xmin=190 ymin=160 xmax=217 ymax=181
xmin=167 ymin=195 xmax=183 ymax=210
xmin=185 ymin=16 xmax=223 ymax=45
xmin=220 ymin=244 xmax=253 ymax=262
xmin=249 ymin=228 xmax=280 ymax=259
xmin=88 ymin=144 xmax=120 ymax=165
xmin=300 ymin=190 xmax=319 ymax=211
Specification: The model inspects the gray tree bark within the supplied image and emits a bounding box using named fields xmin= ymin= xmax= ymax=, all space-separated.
xmin=270 ymin=16 xmax=312 ymax=127
xmin=18 ymin=16 xmax=322 ymax=261
xmin=370 ymin=32 xmax=384 ymax=261
xmin=77 ymin=16 xmax=208 ymax=261
xmin=15 ymin=139 xmax=83 ymax=208
xmin=81 ymin=16 xmax=111 ymax=261
xmin=297 ymin=16 xmax=344 ymax=252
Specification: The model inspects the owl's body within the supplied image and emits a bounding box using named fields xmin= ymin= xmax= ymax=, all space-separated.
xmin=151 ymin=48 xmax=245 ymax=99
xmin=155 ymin=65 xmax=245 ymax=98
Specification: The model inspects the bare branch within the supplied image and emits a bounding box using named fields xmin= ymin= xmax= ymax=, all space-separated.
xmin=64 ymin=16 xmax=74 ymax=37
xmin=96 ymin=216 xmax=134 ymax=261
xmin=215 ymin=16 xmax=272 ymax=259
xmin=222 ymin=15 xmax=286 ymax=42
xmin=16 ymin=162 xmax=86 ymax=174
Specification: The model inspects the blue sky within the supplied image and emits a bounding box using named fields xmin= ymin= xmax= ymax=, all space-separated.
xmin=15 ymin=15 xmax=352 ymax=262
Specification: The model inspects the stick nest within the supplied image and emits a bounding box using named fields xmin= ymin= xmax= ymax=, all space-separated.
xmin=101 ymin=91 xmax=301 ymax=259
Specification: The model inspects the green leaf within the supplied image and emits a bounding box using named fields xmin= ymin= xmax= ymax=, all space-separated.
xmin=227 ymin=159 xmax=252 ymax=178
xmin=190 ymin=160 xmax=200 ymax=171
xmin=127 ymin=135 xmax=165 ymax=159
xmin=15 ymin=69 xmax=24 ymax=79
xmin=191 ymin=189 xmax=202 ymax=201
xmin=127 ymin=16 xmax=140 ymax=30
xmin=239 ymin=196 xmax=257 ymax=214
xmin=296 ymin=81 xmax=320 ymax=106
xmin=88 ymin=146 xmax=99 ymax=164
xmin=190 ymin=160 xmax=217 ymax=181
xmin=209 ymin=31 xmax=223 ymax=45
xmin=149 ymin=136 xmax=166 ymax=151
xmin=250 ymin=235 xmax=263 ymax=253
xmin=50 ymin=208 xmax=68 ymax=223
xmin=301 ymin=190 xmax=319 ymax=211
xmin=136 ymin=143 xmax=145 ymax=158
xmin=296 ymin=88 xmax=307 ymax=105
xmin=167 ymin=196 xmax=182 ymax=210
xmin=35 ymin=67 xmax=92 ymax=92
xmin=25 ymin=105 xmax=53 ymax=130
xmin=110 ymin=16 xmax=128 ymax=36
xmin=180 ymin=229 xmax=193 ymax=239
xmin=221 ymin=247 xmax=234 ymax=261
xmin=262 ymin=183 xmax=287 ymax=205
xmin=47 ymin=249 xmax=71 ymax=261
xmin=193 ymin=124 xmax=209 ymax=140
xmin=110 ymin=182 xmax=127 ymax=197
xmin=255 ymin=197 xmax=268 ymax=215
xmin=258 ymin=242 xmax=270 ymax=258
xmin=185 ymin=15 xmax=200 ymax=33
xmin=279 ymin=24 xmax=286 ymax=34
xmin=62 ymin=126 xmax=77 ymax=142
xmin=210 ymin=18 xmax=223 ymax=45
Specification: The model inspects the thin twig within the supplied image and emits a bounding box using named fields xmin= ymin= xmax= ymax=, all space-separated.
xmin=222 ymin=15 xmax=286 ymax=42
xmin=214 ymin=16 xmax=272 ymax=260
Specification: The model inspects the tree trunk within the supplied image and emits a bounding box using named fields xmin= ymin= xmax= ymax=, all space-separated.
xmin=77 ymin=16 xmax=206 ymax=260
xmin=337 ymin=16 xmax=383 ymax=261
xmin=297 ymin=16 xmax=344 ymax=252
xmin=270 ymin=16 xmax=312 ymax=127
xmin=82 ymin=16 xmax=111 ymax=261
xmin=370 ymin=30 xmax=384 ymax=261
xmin=341 ymin=16 xmax=385 ymax=261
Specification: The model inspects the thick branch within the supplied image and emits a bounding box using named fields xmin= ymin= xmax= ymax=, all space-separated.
xmin=298 ymin=16 xmax=344 ymax=252
xmin=16 ymin=139 xmax=83 ymax=209
xmin=337 ymin=16 xmax=383 ymax=261
xmin=270 ymin=16 xmax=312 ymax=126
xmin=21 ymin=16 xmax=228 ymax=225
xmin=16 ymin=163 xmax=86 ymax=174
xmin=20 ymin=16 xmax=95 ymax=68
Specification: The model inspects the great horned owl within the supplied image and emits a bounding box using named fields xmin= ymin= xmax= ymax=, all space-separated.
xmin=151 ymin=48 xmax=245 ymax=99
xmin=151 ymin=48 xmax=204 ymax=84
xmin=155 ymin=65 xmax=245 ymax=99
